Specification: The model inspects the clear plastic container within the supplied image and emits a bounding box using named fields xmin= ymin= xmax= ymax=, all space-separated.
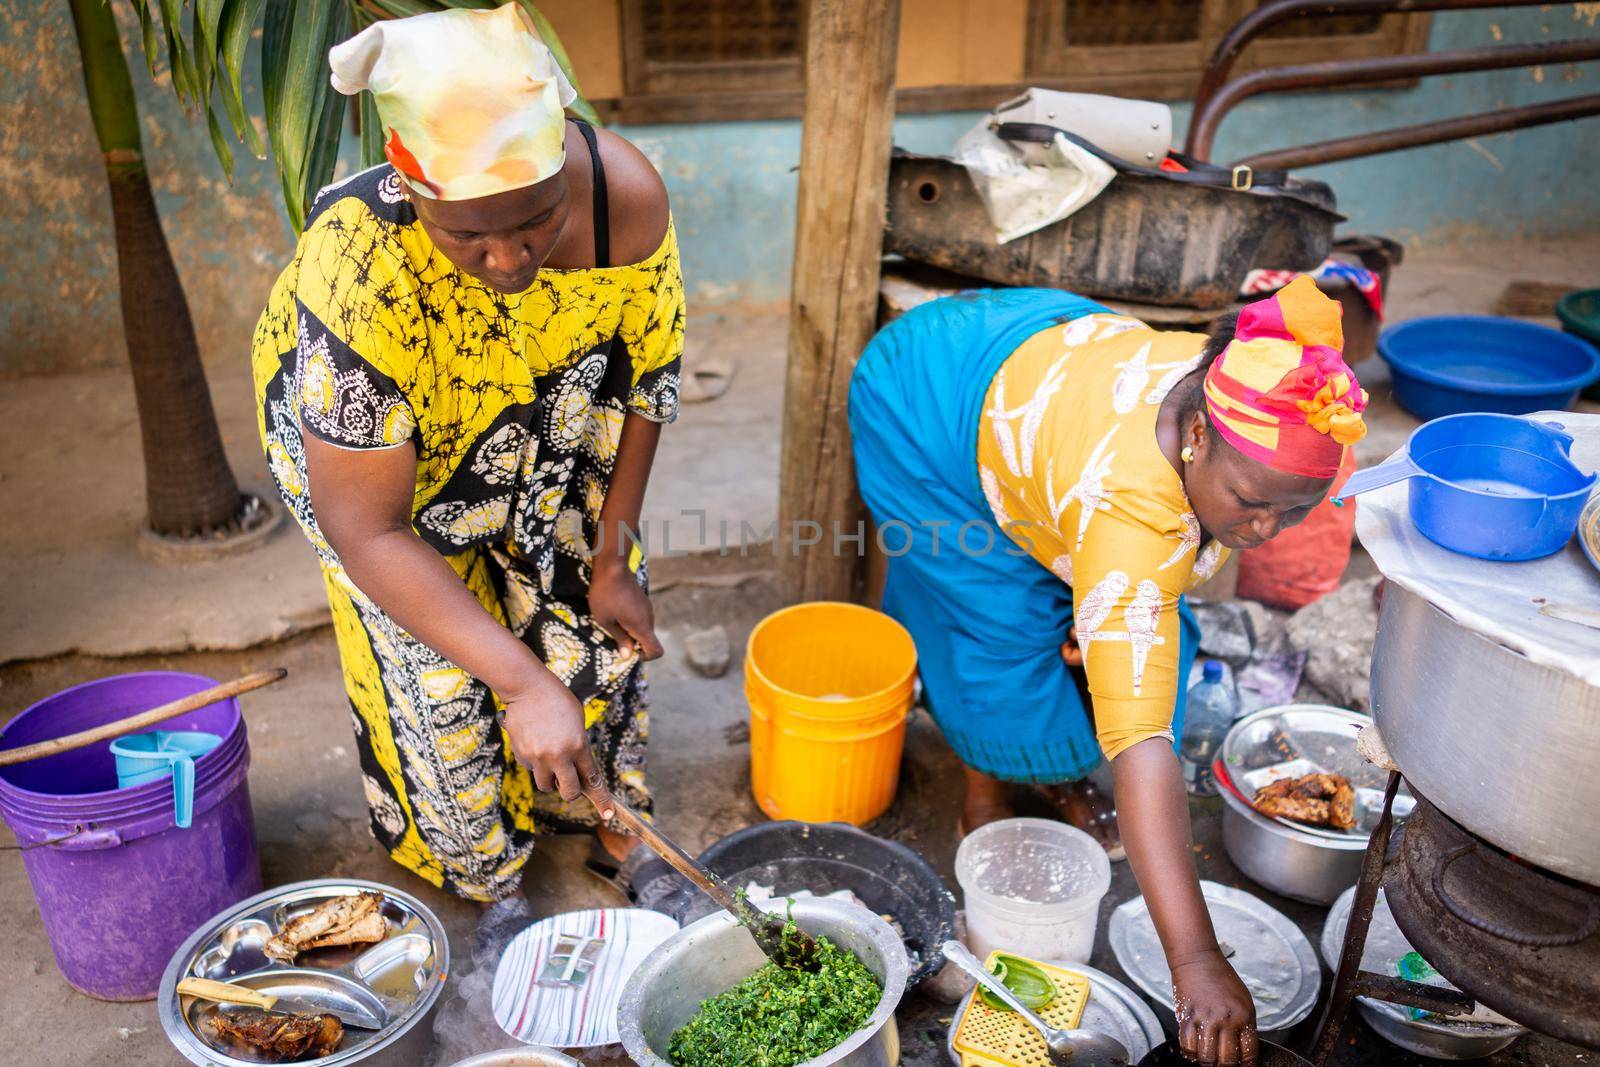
xmin=954 ymin=817 xmax=1112 ymax=963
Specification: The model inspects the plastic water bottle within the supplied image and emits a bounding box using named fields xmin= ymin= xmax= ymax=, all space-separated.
xmin=1181 ymin=660 xmax=1237 ymax=796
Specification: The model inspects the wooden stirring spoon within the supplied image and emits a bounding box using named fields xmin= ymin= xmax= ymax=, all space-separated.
xmin=584 ymin=784 xmax=820 ymax=970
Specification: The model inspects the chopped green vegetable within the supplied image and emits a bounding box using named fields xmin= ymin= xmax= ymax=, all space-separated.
xmin=977 ymin=954 xmax=1057 ymax=1012
xmin=667 ymin=927 xmax=882 ymax=1067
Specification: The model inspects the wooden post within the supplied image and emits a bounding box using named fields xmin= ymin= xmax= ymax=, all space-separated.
xmin=779 ymin=0 xmax=901 ymax=604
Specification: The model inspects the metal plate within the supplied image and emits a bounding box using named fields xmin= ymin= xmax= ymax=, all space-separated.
xmin=492 ymin=908 xmax=678 ymax=1047
xmin=944 ymin=961 xmax=1165 ymax=1065
xmin=1222 ymin=705 xmax=1412 ymax=841
xmin=1321 ymin=885 xmax=1525 ymax=1055
xmin=159 ymin=879 xmax=449 ymax=1066
xmin=1109 ymin=881 xmax=1321 ymax=1034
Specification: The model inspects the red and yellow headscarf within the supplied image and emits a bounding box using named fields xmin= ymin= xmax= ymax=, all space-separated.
xmin=1203 ymin=276 xmax=1367 ymax=479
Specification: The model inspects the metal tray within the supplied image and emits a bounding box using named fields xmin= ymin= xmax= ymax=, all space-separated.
xmin=1222 ymin=705 xmax=1413 ymax=841
xmin=944 ymin=960 xmax=1165 ymax=1064
xmin=1109 ymin=881 xmax=1320 ymax=1035
xmin=159 ymin=879 xmax=450 ymax=1066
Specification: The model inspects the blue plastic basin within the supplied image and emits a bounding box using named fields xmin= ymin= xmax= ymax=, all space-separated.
xmin=1378 ymin=315 xmax=1600 ymax=420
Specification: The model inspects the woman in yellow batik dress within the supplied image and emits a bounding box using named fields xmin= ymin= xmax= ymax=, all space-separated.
xmin=251 ymin=4 xmax=682 ymax=901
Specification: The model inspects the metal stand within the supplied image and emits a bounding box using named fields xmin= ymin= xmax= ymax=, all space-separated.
xmin=1308 ymin=771 xmax=1475 ymax=1066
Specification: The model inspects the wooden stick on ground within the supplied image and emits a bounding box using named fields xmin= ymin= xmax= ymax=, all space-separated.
xmin=0 ymin=669 xmax=288 ymax=767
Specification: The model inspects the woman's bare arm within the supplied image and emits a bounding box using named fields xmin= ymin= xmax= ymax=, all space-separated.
xmin=304 ymin=434 xmax=600 ymax=800
xmin=1113 ymin=737 xmax=1258 ymax=1066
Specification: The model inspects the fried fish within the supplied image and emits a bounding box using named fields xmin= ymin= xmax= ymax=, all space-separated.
xmin=264 ymin=891 xmax=386 ymax=963
xmin=210 ymin=1007 xmax=343 ymax=1061
xmin=1252 ymin=772 xmax=1356 ymax=831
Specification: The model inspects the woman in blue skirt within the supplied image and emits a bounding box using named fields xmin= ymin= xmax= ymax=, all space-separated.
xmin=849 ymin=278 xmax=1367 ymax=1067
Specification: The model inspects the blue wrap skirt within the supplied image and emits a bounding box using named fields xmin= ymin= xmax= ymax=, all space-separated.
xmin=848 ymin=290 xmax=1200 ymax=783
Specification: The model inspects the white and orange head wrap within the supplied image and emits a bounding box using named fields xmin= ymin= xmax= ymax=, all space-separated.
xmin=328 ymin=3 xmax=575 ymax=201
xmin=1203 ymin=275 xmax=1368 ymax=479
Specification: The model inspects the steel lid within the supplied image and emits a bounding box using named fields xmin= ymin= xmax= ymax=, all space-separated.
xmin=1109 ymin=881 xmax=1321 ymax=1033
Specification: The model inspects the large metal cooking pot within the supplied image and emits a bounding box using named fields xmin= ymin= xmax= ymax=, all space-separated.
xmin=1371 ymin=582 xmax=1600 ymax=885
xmin=618 ymin=897 xmax=909 ymax=1067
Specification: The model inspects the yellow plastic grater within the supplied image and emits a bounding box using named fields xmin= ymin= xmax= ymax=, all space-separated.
xmin=952 ymin=952 xmax=1092 ymax=1067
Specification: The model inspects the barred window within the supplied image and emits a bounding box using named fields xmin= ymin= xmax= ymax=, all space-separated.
xmin=1026 ymin=1 xmax=1429 ymax=100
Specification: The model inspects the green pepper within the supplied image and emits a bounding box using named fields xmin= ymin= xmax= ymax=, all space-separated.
xmin=977 ymin=954 xmax=1057 ymax=1012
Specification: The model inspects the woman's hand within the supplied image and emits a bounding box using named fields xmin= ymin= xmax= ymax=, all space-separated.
xmin=501 ymin=668 xmax=601 ymax=801
xmin=588 ymin=558 xmax=664 ymax=660
xmin=1171 ymin=948 xmax=1258 ymax=1066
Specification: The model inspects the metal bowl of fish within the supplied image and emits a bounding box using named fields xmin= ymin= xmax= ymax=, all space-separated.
xmin=159 ymin=878 xmax=449 ymax=1066
xmin=1217 ymin=705 xmax=1413 ymax=904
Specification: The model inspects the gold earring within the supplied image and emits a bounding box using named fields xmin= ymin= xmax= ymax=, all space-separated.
xmin=1181 ymin=445 xmax=1195 ymax=463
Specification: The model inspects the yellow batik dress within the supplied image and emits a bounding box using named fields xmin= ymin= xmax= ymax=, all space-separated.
xmin=978 ymin=311 xmax=1228 ymax=762
xmin=250 ymin=162 xmax=683 ymax=900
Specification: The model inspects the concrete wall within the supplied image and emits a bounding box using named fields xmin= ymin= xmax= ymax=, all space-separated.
xmin=3 ymin=4 xmax=1597 ymax=377
xmin=1 ymin=3 xmax=292 ymax=378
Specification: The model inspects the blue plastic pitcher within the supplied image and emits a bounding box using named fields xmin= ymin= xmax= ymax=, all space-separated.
xmin=108 ymin=730 xmax=221 ymax=829
xmin=1335 ymin=413 xmax=1596 ymax=561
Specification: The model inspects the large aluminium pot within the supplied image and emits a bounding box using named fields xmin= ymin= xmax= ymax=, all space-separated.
xmin=1371 ymin=581 xmax=1600 ymax=885
xmin=619 ymin=897 xmax=909 ymax=1067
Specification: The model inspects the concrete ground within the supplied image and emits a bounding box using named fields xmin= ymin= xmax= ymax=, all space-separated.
xmin=3 ymin=234 xmax=1598 ymax=1065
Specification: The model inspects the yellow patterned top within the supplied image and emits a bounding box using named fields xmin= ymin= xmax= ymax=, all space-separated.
xmin=977 ymin=313 xmax=1229 ymax=760
xmin=250 ymin=163 xmax=684 ymax=570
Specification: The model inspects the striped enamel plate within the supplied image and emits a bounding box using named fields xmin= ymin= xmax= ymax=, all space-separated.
xmin=491 ymin=908 xmax=678 ymax=1047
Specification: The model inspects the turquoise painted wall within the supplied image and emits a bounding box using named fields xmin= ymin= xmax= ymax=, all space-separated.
xmin=3 ymin=3 xmax=1597 ymax=375
xmin=622 ymin=5 xmax=1600 ymax=307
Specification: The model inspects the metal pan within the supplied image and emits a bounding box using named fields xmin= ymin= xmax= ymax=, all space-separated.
xmin=159 ymin=879 xmax=449 ymax=1066
xmin=1221 ymin=705 xmax=1411 ymax=841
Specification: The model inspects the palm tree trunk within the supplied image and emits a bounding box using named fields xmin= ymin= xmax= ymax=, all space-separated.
xmin=68 ymin=0 xmax=243 ymax=537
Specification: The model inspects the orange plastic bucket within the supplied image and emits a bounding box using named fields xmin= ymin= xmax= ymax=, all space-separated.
xmin=745 ymin=602 xmax=918 ymax=825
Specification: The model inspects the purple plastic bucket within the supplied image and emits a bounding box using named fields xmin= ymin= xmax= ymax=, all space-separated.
xmin=0 ymin=672 xmax=261 ymax=1001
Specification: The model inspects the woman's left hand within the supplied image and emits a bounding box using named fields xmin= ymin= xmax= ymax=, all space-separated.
xmin=588 ymin=559 xmax=664 ymax=660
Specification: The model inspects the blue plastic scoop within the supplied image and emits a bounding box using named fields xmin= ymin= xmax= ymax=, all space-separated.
xmin=108 ymin=730 xmax=221 ymax=829
xmin=1334 ymin=413 xmax=1596 ymax=561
